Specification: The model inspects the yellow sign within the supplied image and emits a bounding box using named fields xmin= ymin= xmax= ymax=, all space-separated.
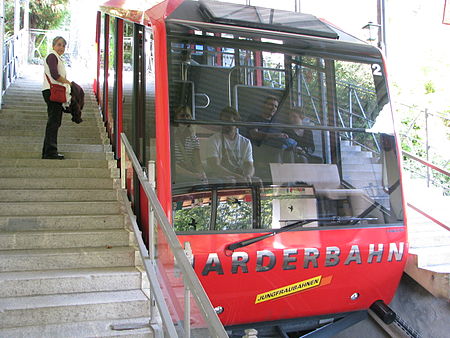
xmin=255 ymin=275 xmax=332 ymax=304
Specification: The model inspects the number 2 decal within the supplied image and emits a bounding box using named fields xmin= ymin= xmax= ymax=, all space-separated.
xmin=372 ymin=64 xmax=382 ymax=76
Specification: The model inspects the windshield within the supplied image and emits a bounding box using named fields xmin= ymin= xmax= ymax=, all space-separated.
xmin=168 ymin=28 xmax=403 ymax=231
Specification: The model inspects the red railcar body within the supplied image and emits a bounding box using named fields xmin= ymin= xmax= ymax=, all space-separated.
xmin=98 ymin=0 xmax=408 ymax=334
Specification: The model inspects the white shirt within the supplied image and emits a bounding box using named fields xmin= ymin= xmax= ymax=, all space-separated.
xmin=207 ymin=132 xmax=253 ymax=169
xmin=42 ymin=50 xmax=67 ymax=90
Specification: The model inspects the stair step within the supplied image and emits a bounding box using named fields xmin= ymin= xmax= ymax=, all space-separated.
xmin=0 ymin=122 xmax=103 ymax=132
xmin=0 ymin=167 xmax=117 ymax=178
xmin=0 ymin=177 xmax=116 ymax=189
xmin=0 ymin=201 xmax=122 ymax=216
xmin=0 ymin=135 xmax=105 ymax=144
xmin=0 ymin=246 xmax=136 ymax=272
xmin=0 ymin=111 xmax=98 ymax=121
xmin=0 ymin=290 xmax=150 ymax=329
xmin=0 ymin=177 xmax=119 ymax=190
xmin=0 ymin=189 xmax=118 ymax=202
xmin=0 ymin=150 xmax=114 ymax=160
xmin=0 ymin=214 xmax=125 ymax=231
xmin=0 ymin=229 xmax=131 ymax=250
xmin=0 ymin=158 xmax=113 ymax=168
xmin=0 ymin=316 xmax=154 ymax=337
xmin=0 ymin=267 xmax=142 ymax=297
xmin=410 ymin=246 xmax=450 ymax=267
xmin=1 ymin=143 xmax=111 ymax=153
xmin=0 ymin=128 xmax=105 ymax=138
xmin=341 ymin=156 xmax=377 ymax=164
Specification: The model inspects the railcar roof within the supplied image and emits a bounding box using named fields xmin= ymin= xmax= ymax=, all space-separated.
xmin=167 ymin=1 xmax=366 ymax=44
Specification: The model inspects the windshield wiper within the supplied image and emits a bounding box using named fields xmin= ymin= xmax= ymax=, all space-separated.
xmin=226 ymin=216 xmax=377 ymax=251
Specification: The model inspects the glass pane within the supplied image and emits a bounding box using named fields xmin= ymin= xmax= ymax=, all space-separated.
xmin=168 ymin=27 xmax=403 ymax=229
xmin=122 ymin=22 xmax=134 ymax=139
xmin=155 ymin=225 xmax=216 ymax=336
xmin=216 ymin=189 xmax=253 ymax=230
xmin=145 ymin=27 xmax=156 ymax=162
xmin=173 ymin=192 xmax=212 ymax=231
xmin=107 ymin=16 xmax=116 ymax=139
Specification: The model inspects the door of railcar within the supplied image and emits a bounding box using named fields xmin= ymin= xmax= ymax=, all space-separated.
xmin=166 ymin=10 xmax=406 ymax=328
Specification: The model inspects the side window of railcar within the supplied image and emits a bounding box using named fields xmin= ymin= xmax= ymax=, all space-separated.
xmin=173 ymin=193 xmax=212 ymax=232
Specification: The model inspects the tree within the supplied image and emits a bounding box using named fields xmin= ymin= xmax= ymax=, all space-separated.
xmin=4 ymin=0 xmax=69 ymax=34
xmin=4 ymin=0 xmax=70 ymax=62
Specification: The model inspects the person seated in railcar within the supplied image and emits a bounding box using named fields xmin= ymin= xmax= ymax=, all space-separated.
xmin=285 ymin=108 xmax=322 ymax=163
xmin=206 ymin=106 xmax=257 ymax=184
xmin=171 ymin=106 xmax=208 ymax=185
xmin=244 ymin=96 xmax=297 ymax=181
xmin=246 ymin=96 xmax=297 ymax=163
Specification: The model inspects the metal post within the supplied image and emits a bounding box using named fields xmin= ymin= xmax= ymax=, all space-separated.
xmin=425 ymin=109 xmax=430 ymax=187
xmin=184 ymin=283 xmax=191 ymax=337
xmin=0 ymin=0 xmax=5 ymax=105
xmin=349 ymin=87 xmax=353 ymax=143
xmin=147 ymin=160 xmax=156 ymax=323
xmin=120 ymin=134 xmax=126 ymax=189
xmin=377 ymin=0 xmax=387 ymax=54
xmin=184 ymin=242 xmax=194 ymax=338
xmin=147 ymin=160 xmax=155 ymax=259
xmin=295 ymin=0 xmax=301 ymax=13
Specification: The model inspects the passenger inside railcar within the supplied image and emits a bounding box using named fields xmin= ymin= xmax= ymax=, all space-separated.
xmin=206 ymin=106 xmax=258 ymax=184
xmin=285 ymin=108 xmax=323 ymax=164
xmin=246 ymin=96 xmax=297 ymax=180
xmin=171 ymin=106 xmax=208 ymax=186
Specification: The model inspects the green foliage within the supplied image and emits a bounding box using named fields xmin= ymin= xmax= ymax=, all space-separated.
xmin=29 ymin=0 xmax=70 ymax=30
xmin=4 ymin=0 xmax=70 ymax=36
xmin=424 ymin=80 xmax=436 ymax=94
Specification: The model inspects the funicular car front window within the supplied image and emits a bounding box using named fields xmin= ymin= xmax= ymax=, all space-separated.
xmin=169 ymin=30 xmax=403 ymax=233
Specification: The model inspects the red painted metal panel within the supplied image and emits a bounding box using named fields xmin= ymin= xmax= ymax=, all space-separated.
xmin=178 ymin=226 xmax=407 ymax=326
xmin=444 ymin=0 xmax=450 ymax=25
xmin=151 ymin=18 xmax=173 ymax=221
xmin=95 ymin=11 xmax=101 ymax=97
xmin=104 ymin=15 xmax=110 ymax=130
xmin=116 ymin=18 xmax=124 ymax=159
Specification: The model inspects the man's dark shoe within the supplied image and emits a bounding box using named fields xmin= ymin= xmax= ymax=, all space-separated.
xmin=42 ymin=153 xmax=64 ymax=160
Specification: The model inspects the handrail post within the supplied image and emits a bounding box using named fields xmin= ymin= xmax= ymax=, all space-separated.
xmin=424 ymin=108 xmax=430 ymax=188
xmin=184 ymin=242 xmax=193 ymax=338
xmin=120 ymin=135 xmax=126 ymax=189
xmin=148 ymin=160 xmax=156 ymax=323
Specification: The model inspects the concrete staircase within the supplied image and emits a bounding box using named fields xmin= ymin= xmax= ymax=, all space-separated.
xmin=403 ymin=174 xmax=450 ymax=300
xmin=340 ymin=140 xmax=388 ymax=208
xmin=0 ymin=72 xmax=153 ymax=336
xmin=341 ymin=141 xmax=450 ymax=300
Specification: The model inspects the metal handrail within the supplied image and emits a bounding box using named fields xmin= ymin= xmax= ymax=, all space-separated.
xmin=120 ymin=133 xmax=228 ymax=338
xmin=403 ymin=150 xmax=449 ymax=232
xmin=2 ymin=34 xmax=19 ymax=96
xmin=402 ymin=151 xmax=450 ymax=177
xmin=407 ymin=202 xmax=450 ymax=232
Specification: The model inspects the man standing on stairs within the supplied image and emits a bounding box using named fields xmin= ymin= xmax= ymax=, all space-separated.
xmin=42 ymin=36 xmax=72 ymax=160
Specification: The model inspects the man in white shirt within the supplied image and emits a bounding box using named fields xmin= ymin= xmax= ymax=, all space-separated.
xmin=206 ymin=106 xmax=255 ymax=183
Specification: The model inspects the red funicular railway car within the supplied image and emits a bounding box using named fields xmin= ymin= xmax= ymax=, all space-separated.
xmin=97 ymin=0 xmax=407 ymax=336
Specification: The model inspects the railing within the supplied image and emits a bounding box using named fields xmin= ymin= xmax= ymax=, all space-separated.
xmin=120 ymin=133 xmax=228 ymax=338
xmin=2 ymin=34 xmax=20 ymax=96
xmin=399 ymin=105 xmax=450 ymax=193
xmin=402 ymin=150 xmax=450 ymax=232
xmin=29 ymin=29 xmax=71 ymax=64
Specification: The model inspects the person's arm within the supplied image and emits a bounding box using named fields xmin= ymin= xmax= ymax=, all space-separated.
xmin=192 ymin=148 xmax=207 ymax=180
xmin=242 ymin=161 xmax=254 ymax=178
xmin=206 ymin=156 xmax=246 ymax=180
xmin=249 ymin=127 xmax=288 ymax=141
xmin=46 ymin=54 xmax=71 ymax=84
